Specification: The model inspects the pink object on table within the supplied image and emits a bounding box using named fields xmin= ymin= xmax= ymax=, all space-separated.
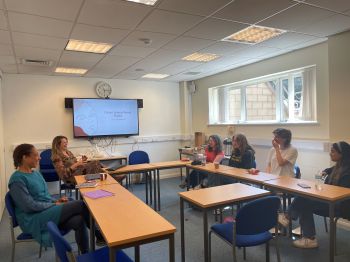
xmin=83 ymin=189 xmax=114 ymax=199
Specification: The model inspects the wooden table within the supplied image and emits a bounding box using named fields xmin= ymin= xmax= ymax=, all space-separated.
xmin=79 ymin=183 xmax=176 ymax=262
xmin=109 ymin=163 xmax=156 ymax=209
xmin=263 ymin=176 xmax=350 ymax=262
xmin=217 ymin=169 xmax=280 ymax=186
xmin=179 ymin=183 xmax=270 ymax=262
xmin=150 ymin=160 xmax=191 ymax=211
xmin=75 ymin=173 xmax=118 ymax=186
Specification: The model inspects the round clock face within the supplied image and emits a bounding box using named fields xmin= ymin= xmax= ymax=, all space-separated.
xmin=95 ymin=81 xmax=112 ymax=98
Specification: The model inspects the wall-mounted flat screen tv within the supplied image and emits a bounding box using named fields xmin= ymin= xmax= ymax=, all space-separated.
xmin=72 ymin=98 xmax=139 ymax=138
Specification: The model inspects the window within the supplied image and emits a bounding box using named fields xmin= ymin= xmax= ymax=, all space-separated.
xmin=209 ymin=66 xmax=316 ymax=124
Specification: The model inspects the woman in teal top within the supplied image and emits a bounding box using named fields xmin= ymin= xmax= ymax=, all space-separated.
xmin=8 ymin=144 xmax=90 ymax=252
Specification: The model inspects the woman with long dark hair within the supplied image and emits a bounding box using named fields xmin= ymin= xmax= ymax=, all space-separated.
xmin=279 ymin=141 xmax=350 ymax=248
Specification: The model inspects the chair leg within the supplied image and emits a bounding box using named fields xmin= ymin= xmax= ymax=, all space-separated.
xmin=265 ymin=242 xmax=270 ymax=262
xmin=335 ymin=218 xmax=339 ymax=256
xmin=208 ymin=231 xmax=212 ymax=262
xmin=39 ymin=243 xmax=42 ymax=258
xmin=11 ymin=242 xmax=15 ymax=262
xmin=274 ymin=226 xmax=281 ymax=262
xmin=232 ymin=246 xmax=238 ymax=262
xmin=324 ymin=216 xmax=328 ymax=233
xmin=243 ymin=247 xmax=246 ymax=260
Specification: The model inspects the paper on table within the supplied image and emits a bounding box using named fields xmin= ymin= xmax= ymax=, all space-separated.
xmin=83 ymin=189 xmax=115 ymax=199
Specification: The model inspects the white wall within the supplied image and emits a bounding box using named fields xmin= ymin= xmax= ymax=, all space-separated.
xmin=0 ymin=73 xmax=6 ymax=213
xmin=1 ymin=74 xmax=182 ymax=191
xmin=192 ymin=42 xmax=332 ymax=180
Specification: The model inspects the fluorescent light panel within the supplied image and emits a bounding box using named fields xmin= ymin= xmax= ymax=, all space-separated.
xmin=222 ymin=25 xmax=286 ymax=44
xmin=125 ymin=0 xmax=158 ymax=6
xmin=182 ymin=52 xmax=220 ymax=62
xmin=55 ymin=67 xmax=87 ymax=74
xmin=65 ymin=39 xmax=113 ymax=54
xmin=142 ymin=73 xmax=169 ymax=79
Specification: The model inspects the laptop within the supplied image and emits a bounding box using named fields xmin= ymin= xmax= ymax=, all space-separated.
xmin=104 ymin=162 xmax=127 ymax=172
xmin=84 ymin=173 xmax=101 ymax=181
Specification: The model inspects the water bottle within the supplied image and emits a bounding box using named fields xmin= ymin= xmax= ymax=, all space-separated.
xmin=202 ymin=148 xmax=206 ymax=166
xmin=314 ymin=170 xmax=323 ymax=191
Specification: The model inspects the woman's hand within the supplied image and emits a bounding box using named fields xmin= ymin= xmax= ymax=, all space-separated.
xmin=55 ymin=196 xmax=68 ymax=205
xmin=71 ymin=160 xmax=85 ymax=169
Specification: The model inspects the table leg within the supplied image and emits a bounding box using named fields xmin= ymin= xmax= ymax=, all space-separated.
xmin=135 ymin=245 xmax=140 ymax=262
xmin=109 ymin=247 xmax=115 ymax=262
xmin=186 ymin=167 xmax=190 ymax=190
xmin=145 ymin=172 xmax=149 ymax=205
xmin=157 ymin=169 xmax=161 ymax=211
xmin=149 ymin=171 xmax=153 ymax=206
xmin=203 ymin=210 xmax=209 ymax=262
xmin=89 ymin=215 xmax=95 ymax=251
xmin=329 ymin=203 xmax=335 ymax=262
xmin=169 ymin=233 xmax=175 ymax=262
xmin=180 ymin=198 xmax=185 ymax=262
xmin=179 ymin=151 xmax=183 ymax=179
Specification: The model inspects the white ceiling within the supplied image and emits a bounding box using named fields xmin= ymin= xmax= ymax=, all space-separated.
xmin=0 ymin=0 xmax=350 ymax=82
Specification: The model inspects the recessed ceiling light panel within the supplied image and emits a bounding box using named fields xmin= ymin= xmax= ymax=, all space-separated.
xmin=55 ymin=67 xmax=87 ymax=75
xmin=142 ymin=73 xmax=169 ymax=79
xmin=182 ymin=52 xmax=220 ymax=62
xmin=65 ymin=39 xmax=114 ymax=54
xmin=222 ymin=25 xmax=286 ymax=44
xmin=125 ymin=0 xmax=158 ymax=6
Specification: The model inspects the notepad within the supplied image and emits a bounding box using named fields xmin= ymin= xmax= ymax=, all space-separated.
xmin=83 ymin=189 xmax=114 ymax=199
xmin=76 ymin=181 xmax=98 ymax=189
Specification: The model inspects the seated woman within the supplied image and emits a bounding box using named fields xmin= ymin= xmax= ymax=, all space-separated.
xmin=279 ymin=142 xmax=350 ymax=248
xmin=188 ymin=135 xmax=224 ymax=189
xmin=8 ymin=144 xmax=92 ymax=252
xmin=266 ymin=128 xmax=298 ymax=177
xmin=208 ymin=133 xmax=256 ymax=187
xmin=51 ymin=135 xmax=124 ymax=184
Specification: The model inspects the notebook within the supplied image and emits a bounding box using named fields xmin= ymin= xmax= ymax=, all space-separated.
xmin=105 ymin=163 xmax=127 ymax=171
xmin=85 ymin=173 xmax=102 ymax=181
xmin=76 ymin=181 xmax=98 ymax=189
xmin=83 ymin=189 xmax=114 ymax=199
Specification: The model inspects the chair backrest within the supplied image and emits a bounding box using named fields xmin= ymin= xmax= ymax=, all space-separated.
xmin=47 ymin=221 xmax=73 ymax=262
xmin=128 ymin=150 xmax=150 ymax=165
xmin=294 ymin=165 xmax=301 ymax=179
xmin=5 ymin=192 xmax=19 ymax=227
xmin=235 ymin=196 xmax=280 ymax=235
xmin=39 ymin=149 xmax=59 ymax=182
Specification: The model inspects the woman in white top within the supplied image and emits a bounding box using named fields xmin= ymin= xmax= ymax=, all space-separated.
xmin=266 ymin=128 xmax=298 ymax=177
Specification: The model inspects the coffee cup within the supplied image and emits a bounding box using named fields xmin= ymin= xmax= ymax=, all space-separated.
xmin=100 ymin=173 xmax=107 ymax=181
xmin=214 ymin=162 xmax=219 ymax=169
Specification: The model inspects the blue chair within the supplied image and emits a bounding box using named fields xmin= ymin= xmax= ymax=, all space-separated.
xmin=209 ymin=196 xmax=281 ymax=262
xmin=47 ymin=221 xmax=133 ymax=262
xmin=294 ymin=165 xmax=301 ymax=179
xmin=39 ymin=149 xmax=76 ymax=198
xmin=128 ymin=150 xmax=150 ymax=165
xmin=5 ymin=192 xmax=42 ymax=262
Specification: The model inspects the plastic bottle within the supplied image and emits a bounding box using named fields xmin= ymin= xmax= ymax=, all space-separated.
xmin=314 ymin=170 xmax=323 ymax=190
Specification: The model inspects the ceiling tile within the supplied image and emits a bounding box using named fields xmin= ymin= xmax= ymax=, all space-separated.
xmin=162 ymin=36 xmax=214 ymax=52
xmin=285 ymin=37 xmax=327 ymax=51
xmin=137 ymin=9 xmax=203 ymax=35
xmin=0 ymin=44 xmax=13 ymax=56
xmin=0 ymin=1 xmax=4 ymax=9
xmin=0 ymin=10 xmax=8 ymax=30
xmin=109 ymin=45 xmax=156 ymax=58
xmin=0 ymin=64 xmax=18 ymax=73
xmin=296 ymin=14 xmax=350 ymax=37
xmin=0 ymin=55 xmax=16 ymax=65
xmin=14 ymin=45 xmax=61 ymax=61
xmin=78 ymin=0 xmax=151 ymax=29
xmin=12 ymin=31 xmax=67 ymax=50
xmin=120 ymin=30 xmax=176 ymax=49
xmin=113 ymin=70 xmax=147 ymax=80
xmin=58 ymin=51 xmax=103 ymax=68
xmin=127 ymin=49 xmax=190 ymax=72
xmin=71 ymin=24 xmax=130 ymax=44
xmin=302 ymin=0 xmax=350 ymax=13
xmin=214 ymin=0 xmax=297 ymax=24
xmin=5 ymin=0 xmax=83 ymax=21
xmin=0 ymin=29 xmax=11 ymax=44
xmin=184 ymin=18 xmax=247 ymax=41
xmin=86 ymin=55 xmax=141 ymax=78
xmin=259 ymin=3 xmax=336 ymax=31
xmin=18 ymin=64 xmax=55 ymax=75
xmin=8 ymin=12 xmax=73 ymax=38
xmin=260 ymin=32 xmax=319 ymax=49
xmin=157 ymin=61 xmax=203 ymax=75
xmin=158 ymin=0 xmax=231 ymax=16
xmin=200 ymin=41 xmax=246 ymax=55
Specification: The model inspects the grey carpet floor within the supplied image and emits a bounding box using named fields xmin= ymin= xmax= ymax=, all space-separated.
xmin=1 ymin=177 xmax=350 ymax=262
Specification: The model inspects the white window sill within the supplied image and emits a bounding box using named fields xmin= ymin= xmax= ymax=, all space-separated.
xmin=208 ymin=121 xmax=318 ymax=126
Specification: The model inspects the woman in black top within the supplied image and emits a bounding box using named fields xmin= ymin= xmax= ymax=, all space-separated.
xmin=208 ymin=134 xmax=255 ymax=187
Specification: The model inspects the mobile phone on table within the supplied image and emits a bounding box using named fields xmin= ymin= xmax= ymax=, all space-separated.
xmin=297 ymin=183 xmax=311 ymax=189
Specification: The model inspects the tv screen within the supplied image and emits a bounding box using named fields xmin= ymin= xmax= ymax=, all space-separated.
xmin=72 ymin=98 xmax=139 ymax=138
